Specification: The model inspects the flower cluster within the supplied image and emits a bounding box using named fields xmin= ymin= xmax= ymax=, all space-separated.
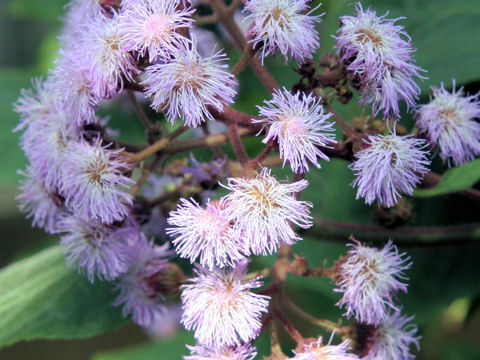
xmin=16 ymin=0 xmax=480 ymax=358
xmin=166 ymin=167 xmax=315 ymax=355
xmin=415 ymin=81 xmax=480 ymax=166
xmin=335 ymin=3 xmax=425 ymax=117
xmin=335 ymin=240 xmax=411 ymax=325
xmin=335 ymin=240 xmax=420 ymax=359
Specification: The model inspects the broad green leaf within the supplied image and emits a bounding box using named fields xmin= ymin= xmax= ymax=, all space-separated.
xmin=415 ymin=159 xmax=480 ymax=197
xmin=0 ymin=246 xmax=126 ymax=348
xmin=92 ymin=331 xmax=194 ymax=360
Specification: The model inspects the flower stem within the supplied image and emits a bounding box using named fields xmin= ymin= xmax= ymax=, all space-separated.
xmin=208 ymin=0 xmax=279 ymax=93
xmin=227 ymin=122 xmax=250 ymax=166
xmin=127 ymin=126 xmax=188 ymax=163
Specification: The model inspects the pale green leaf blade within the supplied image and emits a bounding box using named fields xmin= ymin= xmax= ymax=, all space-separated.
xmin=415 ymin=159 xmax=480 ymax=197
xmin=0 ymin=246 xmax=126 ymax=348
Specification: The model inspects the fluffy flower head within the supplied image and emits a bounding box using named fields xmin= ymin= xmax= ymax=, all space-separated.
xmin=167 ymin=198 xmax=246 ymax=269
xmin=83 ymin=15 xmax=138 ymax=99
xmin=14 ymin=77 xmax=59 ymax=132
xmin=181 ymin=263 xmax=270 ymax=347
xmin=244 ymin=0 xmax=322 ymax=63
xmin=60 ymin=139 xmax=134 ymax=224
xmin=335 ymin=240 xmax=411 ymax=326
xmin=415 ymin=81 xmax=480 ymax=166
xmin=119 ymin=0 xmax=194 ymax=62
xmin=222 ymin=168 xmax=313 ymax=255
xmin=114 ymin=236 xmax=172 ymax=327
xmin=142 ymin=43 xmax=237 ymax=127
xmin=363 ymin=310 xmax=420 ymax=360
xmin=17 ymin=167 xmax=64 ymax=234
xmin=350 ymin=133 xmax=430 ymax=208
xmin=254 ymin=88 xmax=336 ymax=173
xmin=57 ymin=216 xmax=133 ymax=282
xmin=335 ymin=3 xmax=424 ymax=117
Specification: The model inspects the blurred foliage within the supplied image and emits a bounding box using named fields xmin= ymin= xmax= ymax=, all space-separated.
xmin=0 ymin=0 xmax=479 ymax=359
xmin=0 ymin=246 xmax=125 ymax=348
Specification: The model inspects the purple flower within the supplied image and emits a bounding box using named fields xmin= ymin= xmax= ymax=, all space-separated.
xmin=13 ymin=77 xmax=58 ymax=132
xmin=114 ymin=236 xmax=172 ymax=327
xmin=350 ymin=133 xmax=430 ymax=208
xmin=185 ymin=343 xmax=257 ymax=360
xmin=363 ymin=310 xmax=420 ymax=360
xmin=181 ymin=263 xmax=269 ymax=347
xmin=60 ymin=139 xmax=133 ymax=224
xmin=17 ymin=167 xmax=64 ymax=234
xmin=142 ymin=41 xmax=237 ymax=127
xmin=51 ymin=49 xmax=98 ymax=126
xmin=119 ymin=0 xmax=194 ymax=62
xmin=222 ymin=168 xmax=313 ymax=255
xmin=415 ymin=81 xmax=480 ymax=166
xmin=244 ymin=0 xmax=322 ymax=64
xmin=253 ymin=88 xmax=336 ymax=173
xmin=20 ymin=107 xmax=79 ymax=191
xmin=56 ymin=215 xmax=135 ymax=282
xmin=335 ymin=3 xmax=425 ymax=117
xmin=292 ymin=338 xmax=359 ymax=360
xmin=335 ymin=240 xmax=411 ymax=326
xmin=82 ymin=14 xmax=139 ymax=99
xmin=167 ymin=198 xmax=246 ymax=269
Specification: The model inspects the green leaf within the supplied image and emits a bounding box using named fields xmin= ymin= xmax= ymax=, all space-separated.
xmin=92 ymin=331 xmax=194 ymax=360
xmin=0 ymin=246 xmax=126 ymax=348
xmin=415 ymin=159 xmax=480 ymax=197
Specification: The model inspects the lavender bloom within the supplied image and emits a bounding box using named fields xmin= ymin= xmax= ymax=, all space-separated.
xmin=60 ymin=140 xmax=133 ymax=224
xmin=17 ymin=168 xmax=64 ymax=234
xmin=13 ymin=77 xmax=58 ymax=132
xmin=253 ymin=88 xmax=336 ymax=173
xmin=335 ymin=3 xmax=424 ymax=117
xmin=119 ymin=0 xmax=194 ymax=62
xmin=142 ymin=42 xmax=237 ymax=127
xmin=57 ymin=216 xmax=134 ymax=282
xmin=222 ymin=168 xmax=313 ymax=255
xmin=350 ymin=133 xmax=430 ymax=208
xmin=364 ymin=310 xmax=420 ymax=360
xmin=244 ymin=0 xmax=322 ymax=64
xmin=335 ymin=240 xmax=411 ymax=326
xmin=292 ymin=338 xmax=359 ymax=360
xmin=167 ymin=198 xmax=246 ymax=269
xmin=114 ymin=236 xmax=172 ymax=327
xmin=415 ymin=81 xmax=480 ymax=166
xmin=82 ymin=14 xmax=138 ymax=99
xmin=51 ymin=49 xmax=98 ymax=126
xmin=20 ymin=109 xmax=78 ymax=191
xmin=181 ymin=263 xmax=270 ymax=347
xmin=185 ymin=343 xmax=257 ymax=360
